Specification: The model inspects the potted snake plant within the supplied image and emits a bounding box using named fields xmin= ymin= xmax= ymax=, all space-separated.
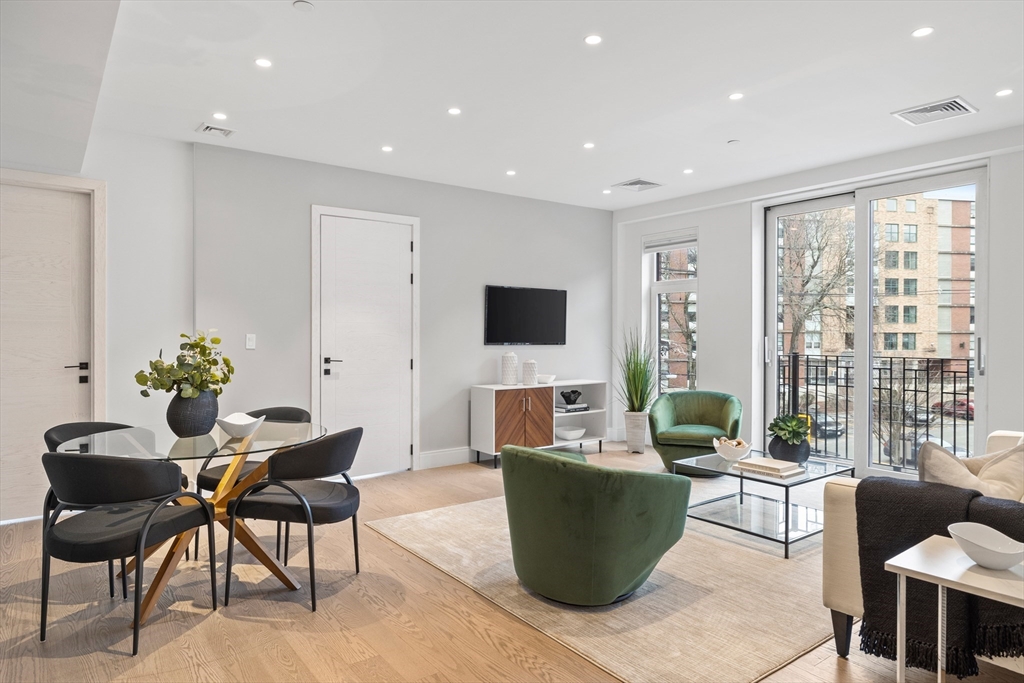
xmin=616 ymin=329 xmax=656 ymax=454
xmin=767 ymin=414 xmax=811 ymax=464
xmin=135 ymin=331 xmax=235 ymax=438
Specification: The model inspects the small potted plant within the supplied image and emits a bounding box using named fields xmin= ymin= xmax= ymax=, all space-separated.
xmin=767 ymin=414 xmax=811 ymax=464
xmin=616 ymin=329 xmax=656 ymax=454
xmin=135 ymin=331 xmax=235 ymax=438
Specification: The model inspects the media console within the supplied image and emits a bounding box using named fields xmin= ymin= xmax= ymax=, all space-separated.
xmin=470 ymin=379 xmax=608 ymax=467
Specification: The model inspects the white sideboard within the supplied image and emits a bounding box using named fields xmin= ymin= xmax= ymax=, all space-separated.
xmin=470 ymin=379 xmax=608 ymax=466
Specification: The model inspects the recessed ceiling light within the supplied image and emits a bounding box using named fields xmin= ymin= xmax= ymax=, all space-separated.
xmin=996 ymin=89 xmax=1013 ymax=97
xmin=506 ymin=170 xmax=516 ymax=176
xmin=583 ymin=142 xmax=595 ymax=149
xmin=729 ymin=93 xmax=744 ymax=101
xmin=584 ymin=35 xmax=602 ymax=45
xmin=683 ymin=169 xmax=694 ymax=174
xmin=911 ymin=27 xmax=933 ymax=38
xmin=381 ymin=146 xmax=393 ymax=152
xmin=602 ymin=189 xmax=611 ymax=194
xmin=448 ymin=107 xmax=461 ymax=115
xmin=255 ymin=58 xmax=272 ymax=68
xmin=292 ymin=0 xmax=314 ymax=11
xmin=212 ymin=112 xmax=227 ymax=120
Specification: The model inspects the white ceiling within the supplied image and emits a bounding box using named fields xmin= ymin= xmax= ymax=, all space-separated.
xmin=27 ymin=2 xmax=1024 ymax=208
xmin=0 ymin=0 xmax=119 ymax=173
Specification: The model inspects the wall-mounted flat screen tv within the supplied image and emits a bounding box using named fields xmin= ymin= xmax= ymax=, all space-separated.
xmin=485 ymin=286 xmax=566 ymax=345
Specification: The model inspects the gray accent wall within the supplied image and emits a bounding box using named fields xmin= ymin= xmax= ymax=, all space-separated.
xmin=192 ymin=144 xmax=613 ymax=457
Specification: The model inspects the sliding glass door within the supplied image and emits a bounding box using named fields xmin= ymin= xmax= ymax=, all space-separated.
xmin=766 ymin=168 xmax=986 ymax=477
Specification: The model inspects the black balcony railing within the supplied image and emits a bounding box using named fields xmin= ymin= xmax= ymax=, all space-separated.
xmin=777 ymin=353 xmax=974 ymax=470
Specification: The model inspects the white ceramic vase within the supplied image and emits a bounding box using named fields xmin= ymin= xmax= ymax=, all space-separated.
xmin=501 ymin=352 xmax=519 ymax=385
xmin=522 ymin=360 xmax=538 ymax=385
xmin=624 ymin=411 xmax=648 ymax=453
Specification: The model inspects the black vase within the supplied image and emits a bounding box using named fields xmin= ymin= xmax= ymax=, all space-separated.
xmin=560 ymin=390 xmax=582 ymax=405
xmin=166 ymin=390 xmax=218 ymax=438
xmin=768 ymin=436 xmax=810 ymax=464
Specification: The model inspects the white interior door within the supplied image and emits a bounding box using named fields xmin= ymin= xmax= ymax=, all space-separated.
xmin=1 ymin=182 xmax=93 ymax=520
xmin=319 ymin=215 xmax=413 ymax=477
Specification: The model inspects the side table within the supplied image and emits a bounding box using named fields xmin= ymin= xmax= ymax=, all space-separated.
xmin=884 ymin=535 xmax=1024 ymax=683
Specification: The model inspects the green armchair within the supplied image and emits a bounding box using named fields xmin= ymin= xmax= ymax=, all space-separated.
xmin=648 ymin=390 xmax=742 ymax=476
xmin=500 ymin=445 xmax=691 ymax=606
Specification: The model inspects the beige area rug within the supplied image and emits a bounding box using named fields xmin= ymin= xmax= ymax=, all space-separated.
xmin=367 ymin=494 xmax=833 ymax=683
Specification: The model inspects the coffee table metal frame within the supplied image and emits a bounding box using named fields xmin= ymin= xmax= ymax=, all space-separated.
xmin=673 ymin=451 xmax=855 ymax=558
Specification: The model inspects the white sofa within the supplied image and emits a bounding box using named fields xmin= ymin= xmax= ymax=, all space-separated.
xmin=822 ymin=430 xmax=1024 ymax=672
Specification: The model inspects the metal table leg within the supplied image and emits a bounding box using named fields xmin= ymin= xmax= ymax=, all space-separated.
xmin=784 ymin=486 xmax=790 ymax=559
xmin=897 ymin=573 xmax=907 ymax=683
xmin=937 ymin=585 xmax=947 ymax=682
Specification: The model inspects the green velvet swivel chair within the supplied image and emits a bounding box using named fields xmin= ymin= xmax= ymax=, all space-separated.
xmin=648 ymin=390 xmax=742 ymax=476
xmin=500 ymin=445 xmax=691 ymax=606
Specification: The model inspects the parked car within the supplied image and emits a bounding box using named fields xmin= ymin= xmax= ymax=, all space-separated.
xmin=930 ymin=399 xmax=974 ymax=420
xmin=902 ymin=407 xmax=934 ymax=426
xmin=882 ymin=432 xmax=969 ymax=465
xmin=804 ymin=410 xmax=847 ymax=438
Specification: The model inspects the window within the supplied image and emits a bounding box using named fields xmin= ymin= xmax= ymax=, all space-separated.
xmin=885 ymin=305 xmax=899 ymax=323
xmin=904 ymin=251 xmax=917 ymax=270
xmin=805 ymin=332 xmax=821 ymax=351
xmin=844 ymin=332 xmax=854 ymax=349
xmin=885 ymin=224 xmax=899 ymax=241
xmin=903 ymin=306 xmax=917 ymax=324
xmin=885 ymin=278 xmax=899 ymax=295
xmin=970 ymin=306 xmax=975 ymax=324
xmin=884 ymin=333 xmax=898 ymax=350
xmin=905 ymin=199 xmax=916 ymax=213
xmin=885 ymin=251 xmax=899 ymax=268
xmin=846 ymin=306 xmax=855 ymax=322
xmin=902 ymin=333 xmax=916 ymax=351
xmin=970 ymin=254 xmax=975 ymax=273
xmin=904 ymin=279 xmax=917 ymax=296
xmin=651 ymin=247 xmax=698 ymax=393
xmin=886 ymin=198 xmax=898 ymax=211
xmin=904 ymin=224 xmax=917 ymax=242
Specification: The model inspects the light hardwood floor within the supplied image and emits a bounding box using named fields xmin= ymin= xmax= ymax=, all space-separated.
xmin=1 ymin=443 xmax=1017 ymax=682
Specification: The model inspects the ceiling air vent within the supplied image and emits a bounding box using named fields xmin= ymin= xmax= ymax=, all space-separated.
xmin=613 ymin=178 xmax=663 ymax=192
xmin=892 ymin=97 xmax=977 ymax=126
xmin=195 ymin=123 xmax=236 ymax=138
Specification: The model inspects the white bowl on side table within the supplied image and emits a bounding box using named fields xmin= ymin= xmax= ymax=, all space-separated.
xmin=948 ymin=522 xmax=1024 ymax=570
xmin=555 ymin=426 xmax=586 ymax=441
xmin=537 ymin=374 xmax=556 ymax=384
xmin=215 ymin=413 xmax=265 ymax=439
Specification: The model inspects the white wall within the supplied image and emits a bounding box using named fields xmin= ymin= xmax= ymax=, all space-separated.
xmin=79 ymin=129 xmax=194 ymax=426
xmin=612 ymin=126 xmax=1024 ymax=445
xmin=192 ymin=144 xmax=612 ymax=463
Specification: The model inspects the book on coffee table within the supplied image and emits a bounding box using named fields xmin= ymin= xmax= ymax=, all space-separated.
xmin=734 ymin=457 xmax=804 ymax=478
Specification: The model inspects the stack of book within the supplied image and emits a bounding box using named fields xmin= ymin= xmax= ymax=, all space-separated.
xmin=555 ymin=403 xmax=589 ymax=413
xmin=734 ymin=457 xmax=804 ymax=479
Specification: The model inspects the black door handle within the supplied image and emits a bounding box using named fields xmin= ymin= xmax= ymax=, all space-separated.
xmin=323 ymin=357 xmax=344 ymax=364
xmin=64 ymin=362 xmax=89 ymax=370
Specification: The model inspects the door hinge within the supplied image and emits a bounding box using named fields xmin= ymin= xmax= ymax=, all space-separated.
xmin=410 ymin=358 xmax=414 ymax=370
xmin=410 ymin=444 xmax=413 ymax=455
xmin=410 ymin=273 xmax=414 ymax=284
xmin=410 ymin=241 xmax=414 ymax=252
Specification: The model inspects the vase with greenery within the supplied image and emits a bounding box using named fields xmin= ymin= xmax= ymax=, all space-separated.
xmin=767 ymin=414 xmax=811 ymax=464
xmin=136 ymin=331 xmax=235 ymax=438
xmin=616 ymin=329 xmax=656 ymax=453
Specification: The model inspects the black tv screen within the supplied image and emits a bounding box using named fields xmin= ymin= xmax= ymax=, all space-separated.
xmin=485 ymin=286 xmax=566 ymax=345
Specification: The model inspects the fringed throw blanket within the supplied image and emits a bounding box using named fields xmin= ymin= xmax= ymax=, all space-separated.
xmin=856 ymin=478 xmax=980 ymax=678
xmin=967 ymin=496 xmax=1024 ymax=661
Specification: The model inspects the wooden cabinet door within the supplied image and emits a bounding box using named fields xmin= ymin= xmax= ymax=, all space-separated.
xmin=523 ymin=386 xmax=554 ymax=448
xmin=494 ymin=389 xmax=524 ymax=452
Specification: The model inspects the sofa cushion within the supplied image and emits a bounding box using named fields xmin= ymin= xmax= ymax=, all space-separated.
xmin=919 ymin=442 xmax=1024 ymax=502
xmin=657 ymin=424 xmax=728 ymax=446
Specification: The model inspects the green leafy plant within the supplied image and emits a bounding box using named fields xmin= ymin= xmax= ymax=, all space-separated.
xmin=768 ymin=414 xmax=810 ymax=445
xmin=616 ymin=329 xmax=656 ymax=413
xmin=135 ymin=330 xmax=234 ymax=399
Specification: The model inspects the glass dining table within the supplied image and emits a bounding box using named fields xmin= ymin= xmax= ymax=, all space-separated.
xmin=57 ymin=420 xmax=327 ymax=625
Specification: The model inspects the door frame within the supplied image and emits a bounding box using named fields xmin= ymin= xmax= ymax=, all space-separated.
xmin=0 ymin=168 xmax=107 ymax=419
xmin=310 ymin=205 xmax=420 ymax=470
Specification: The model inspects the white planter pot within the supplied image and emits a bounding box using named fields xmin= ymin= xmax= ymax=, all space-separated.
xmin=624 ymin=411 xmax=648 ymax=453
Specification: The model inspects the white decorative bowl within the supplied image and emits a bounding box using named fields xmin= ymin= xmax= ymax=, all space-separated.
xmin=713 ymin=437 xmax=752 ymax=461
xmin=537 ymin=374 xmax=556 ymax=384
xmin=555 ymin=426 xmax=586 ymax=441
xmin=949 ymin=522 xmax=1024 ymax=571
xmin=215 ymin=413 xmax=265 ymax=439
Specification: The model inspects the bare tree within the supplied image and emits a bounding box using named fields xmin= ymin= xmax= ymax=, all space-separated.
xmin=777 ymin=210 xmax=855 ymax=354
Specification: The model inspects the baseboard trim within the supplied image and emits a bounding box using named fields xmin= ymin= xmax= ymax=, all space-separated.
xmin=419 ymin=447 xmax=474 ymax=470
xmin=0 ymin=514 xmax=43 ymax=526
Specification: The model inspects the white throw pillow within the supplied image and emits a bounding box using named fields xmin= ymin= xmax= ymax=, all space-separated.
xmin=919 ymin=442 xmax=1024 ymax=501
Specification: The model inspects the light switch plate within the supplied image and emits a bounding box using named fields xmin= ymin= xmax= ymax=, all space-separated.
xmin=245 ymin=334 xmax=256 ymax=350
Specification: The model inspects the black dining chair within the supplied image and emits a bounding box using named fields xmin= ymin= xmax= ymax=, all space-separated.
xmin=193 ymin=407 xmax=311 ymax=560
xmin=40 ymin=452 xmax=217 ymax=656
xmin=224 ymin=426 xmax=362 ymax=612
xmin=42 ymin=421 xmax=191 ymax=597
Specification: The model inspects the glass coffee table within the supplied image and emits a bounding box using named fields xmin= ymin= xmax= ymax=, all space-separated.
xmin=673 ymin=451 xmax=854 ymax=558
